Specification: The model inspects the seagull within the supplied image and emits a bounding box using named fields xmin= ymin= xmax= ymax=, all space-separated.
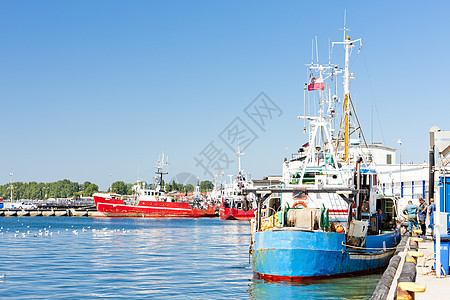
xmin=0 ymin=274 xmax=6 ymax=278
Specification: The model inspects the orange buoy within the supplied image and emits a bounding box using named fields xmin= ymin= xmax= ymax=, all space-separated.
xmin=292 ymin=201 xmax=307 ymax=208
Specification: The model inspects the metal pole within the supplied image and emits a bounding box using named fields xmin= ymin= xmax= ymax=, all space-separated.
xmin=429 ymin=148 xmax=435 ymax=201
xmin=347 ymin=197 xmax=353 ymax=232
xmin=257 ymin=194 xmax=262 ymax=231
xmin=10 ymin=172 xmax=13 ymax=202
xmin=442 ymin=159 xmax=447 ymax=219
xmin=356 ymin=158 xmax=362 ymax=220
xmin=397 ymin=139 xmax=402 ymax=197
xmin=436 ymin=155 xmax=442 ymax=278
xmin=400 ymin=143 xmax=402 ymax=193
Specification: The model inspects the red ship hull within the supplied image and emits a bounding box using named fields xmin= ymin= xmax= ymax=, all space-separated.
xmin=93 ymin=195 xmax=217 ymax=218
xmin=219 ymin=204 xmax=255 ymax=221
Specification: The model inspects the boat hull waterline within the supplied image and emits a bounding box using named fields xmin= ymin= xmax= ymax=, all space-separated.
xmin=252 ymin=228 xmax=401 ymax=280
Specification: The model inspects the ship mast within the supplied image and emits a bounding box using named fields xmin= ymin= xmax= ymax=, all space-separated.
xmin=332 ymin=25 xmax=362 ymax=162
xmin=155 ymin=153 xmax=168 ymax=190
xmin=235 ymin=142 xmax=244 ymax=174
xmin=343 ymin=33 xmax=351 ymax=162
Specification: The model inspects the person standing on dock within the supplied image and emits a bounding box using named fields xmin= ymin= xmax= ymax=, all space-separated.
xmin=428 ymin=198 xmax=436 ymax=235
xmin=418 ymin=198 xmax=427 ymax=236
xmin=402 ymin=200 xmax=419 ymax=232
xmin=377 ymin=209 xmax=383 ymax=233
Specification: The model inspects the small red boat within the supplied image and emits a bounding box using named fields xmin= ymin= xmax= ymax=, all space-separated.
xmin=219 ymin=200 xmax=256 ymax=221
xmin=218 ymin=171 xmax=256 ymax=221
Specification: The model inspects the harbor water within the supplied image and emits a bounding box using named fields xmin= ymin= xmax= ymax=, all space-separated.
xmin=0 ymin=217 xmax=380 ymax=299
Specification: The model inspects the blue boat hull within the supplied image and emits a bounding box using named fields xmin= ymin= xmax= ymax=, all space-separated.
xmin=252 ymin=228 xmax=401 ymax=280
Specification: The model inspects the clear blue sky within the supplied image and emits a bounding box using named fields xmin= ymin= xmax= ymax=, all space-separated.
xmin=0 ymin=1 xmax=449 ymax=190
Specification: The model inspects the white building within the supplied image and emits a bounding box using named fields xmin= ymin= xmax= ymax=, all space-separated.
xmin=349 ymin=143 xmax=429 ymax=201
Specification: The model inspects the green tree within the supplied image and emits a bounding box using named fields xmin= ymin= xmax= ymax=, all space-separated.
xmin=110 ymin=181 xmax=128 ymax=195
xmin=200 ymin=180 xmax=213 ymax=192
xmin=82 ymin=181 xmax=92 ymax=191
xmin=84 ymin=183 xmax=99 ymax=196
xmin=185 ymin=184 xmax=195 ymax=192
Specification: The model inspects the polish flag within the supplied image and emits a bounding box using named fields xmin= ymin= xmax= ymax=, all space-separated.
xmin=308 ymin=76 xmax=325 ymax=91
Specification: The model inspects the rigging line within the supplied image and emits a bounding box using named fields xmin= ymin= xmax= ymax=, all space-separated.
xmin=349 ymin=47 xmax=361 ymax=68
xmin=349 ymin=95 xmax=369 ymax=149
xmin=335 ymin=96 xmax=346 ymax=155
xmin=360 ymin=48 xmax=385 ymax=144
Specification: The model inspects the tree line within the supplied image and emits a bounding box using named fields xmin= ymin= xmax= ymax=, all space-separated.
xmin=0 ymin=180 xmax=99 ymax=200
xmin=163 ymin=180 xmax=214 ymax=194
xmin=0 ymin=179 xmax=214 ymax=200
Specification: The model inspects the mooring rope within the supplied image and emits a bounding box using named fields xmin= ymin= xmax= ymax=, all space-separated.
xmin=341 ymin=242 xmax=397 ymax=251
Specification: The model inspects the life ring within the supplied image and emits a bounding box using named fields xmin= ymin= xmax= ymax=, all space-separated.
xmin=293 ymin=201 xmax=307 ymax=208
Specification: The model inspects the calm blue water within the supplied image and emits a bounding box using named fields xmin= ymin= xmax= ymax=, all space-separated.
xmin=0 ymin=217 xmax=380 ymax=299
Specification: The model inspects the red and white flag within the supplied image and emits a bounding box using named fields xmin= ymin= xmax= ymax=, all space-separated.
xmin=308 ymin=76 xmax=325 ymax=91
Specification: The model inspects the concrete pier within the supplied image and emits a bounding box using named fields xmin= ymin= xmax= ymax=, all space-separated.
xmin=54 ymin=210 xmax=68 ymax=216
xmin=4 ymin=210 xmax=17 ymax=217
xmin=17 ymin=210 xmax=30 ymax=217
xmin=415 ymin=239 xmax=450 ymax=299
xmin=70 ymin=209 xmax=89 ymax=217
xmin=41 ymin=210 xmax=55 ymax=217
xmin=1 ymin=207 xmax=97 ymax=217
xmin=29 ymin=211 xmax=42 ymax=216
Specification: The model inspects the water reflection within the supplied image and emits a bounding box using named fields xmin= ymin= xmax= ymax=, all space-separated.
xmin=249 ymin=273 xmax=382 ymax=300
xmin=0 ymin=217 xmax=380 ymax=299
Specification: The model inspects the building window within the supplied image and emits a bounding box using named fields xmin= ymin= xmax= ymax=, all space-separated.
xmin=387 ymin=154 xmax=392 ymax=164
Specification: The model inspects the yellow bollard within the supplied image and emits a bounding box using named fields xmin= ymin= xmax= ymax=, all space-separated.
xmin=397 ymin=282 xmax=426 ymax=300
xmin=412 ymin=229 xmax=423 ymax=236
xmin=406 ymin=251 xmax=424 ymax=263
xmin=411 ymin=237 xmax=423 ymax=243
xmin=410 ymin=237 xmax=423 ymax=247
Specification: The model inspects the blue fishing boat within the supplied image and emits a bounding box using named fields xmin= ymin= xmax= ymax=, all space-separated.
xmin=248 ymin=24 xmax=401 ymax=280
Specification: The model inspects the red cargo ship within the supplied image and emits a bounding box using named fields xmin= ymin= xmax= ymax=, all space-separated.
xmin=93 ymin=154 xmax=216 ymax=218
xmin=93 ymin=192 xmax=216 ymax=218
